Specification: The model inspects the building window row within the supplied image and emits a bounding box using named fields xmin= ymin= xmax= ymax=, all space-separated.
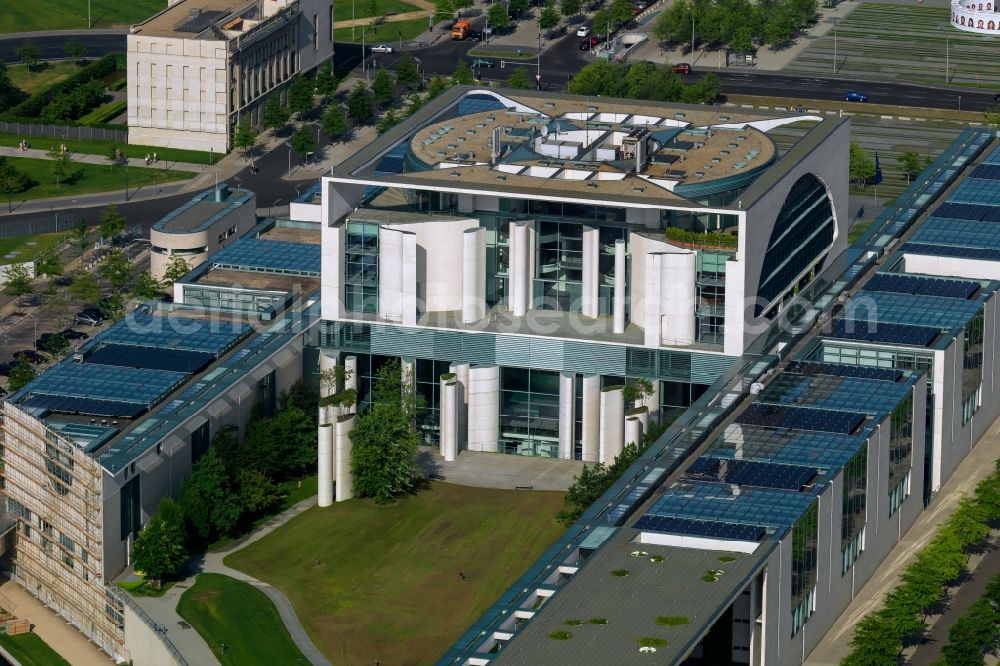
xmin=790 ymin=500 xmax=819 ymax=637
xmin=961 ymin=308 xmax=984 ymax=425
xmin=888 ymin=392 xmax=914 ymax=515
xmin=841 ymin=444 xmax=867 ymax=574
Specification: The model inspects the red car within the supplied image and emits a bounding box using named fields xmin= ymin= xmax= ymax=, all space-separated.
xmin=672 ymin=63 xmax=692 ymax=74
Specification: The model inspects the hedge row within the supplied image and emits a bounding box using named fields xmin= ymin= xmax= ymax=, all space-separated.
xmin=2 ymin=53 xmax=125 ymax=121
xmin=938 ymin=573 xmax=1000 ymax=665
xmin=841 ymin=461 xmax=1000 ymax=665
xmin=664 ymin=226 xmax=738 ymax=248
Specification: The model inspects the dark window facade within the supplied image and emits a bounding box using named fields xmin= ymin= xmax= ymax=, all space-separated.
xmin=889 ymin=392 xmax=914 ymax=515
xmin=757 ymin=174 xmax=834 ymax=314
xmin=120 ymin=476 xmax=141 ymax=541
xmin=791 ymin=500 xmax=819 ymax=636
xmin=415 ymin=358 xmax=452 ymax=444
xmin=697 ymin=252 xmax=730 ymax=344
xmin=841 ymin=444 xmax=867 ymax=574
xmin=255 ymin=370 xmax=277 ymax=418
xmin=345 ymin=221 xmax=379 ymax=313
xmin=962 ymin=308 xmax=984 ymax=425
xmin=44 ymin=443 xmax=73 ymax=496
xmin=499 ymin=368 xmax=560 ymax=457
xmin=191 ymin=421 xmax=211 ymax=464
xmin=534 ymin=220 xmax=583 ymax=312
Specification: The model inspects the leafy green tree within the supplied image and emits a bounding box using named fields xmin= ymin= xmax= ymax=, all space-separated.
xmin=291 ymin=125 xmax=317 ymax=158
xmin=560 ymin=0 xmax=582 ymax=17
xmin=539 ymin=5 xmax=560 ymax=30
xmin=321 ymin=105 xmax=349 ymax=141
xmin=487 ymin=2 xmax=510 ymax=30
xmin=162 ymin=256 xmax=191 ymax=287
xmin=403 ymin=93 xmax=426 ymax=117
xmin=376 ymin=109 xmax=400 ymax=135
xmin=262 ymin=95 xmax=291 ymax=131
xmin=896 ymin=151 xmax=921 ymax=185
xmin=509 ymin=0 xmax=530 ymax=17
xmin=427 ymin=75 xmax=448 ymax=99
xmin=237 ymin=405 xmax=318 ymax=481
xmin=849 ymin=142 xmax=875 ymax=189
xmin=0 ymin=158 xmax=33 ymax=211
xmin=42 ymin=333 xmax=69 ymax=358
xmin=507 ymin=67 xmax=532 ymax=89
xmin=64 ymin=39 xmax=87 ymax=63
xmin=180 ymin=449 xmax=243 ymax=541
xmin=131 ymin=271 xmax=163 ymax=300
xmin=288 ymin=75 xmax=315 ymax=117
xmin=372 ymin=67 xmax=396 ymax=106
xmin=132 ymin=497 xmax=187 ymax=587
xmin=7 ymin=359 xmax=35 ymax=392
xmin=434 ymin=0 xmax=455 ymax=22
xmin=48 ymin=148 xmax=69 ymax=187
xmin=350 ymin=359 xmax=421 ymax=504
xmin=682 ymin=71 xmax=720 ymax=104
xmin=68 ymin=270 xmax=100 ymax=304
xmin=314 ymin=61 xmax=337 ymax=98
xmin=34 ymin=253 xmax=62 ymax=279
xmin=396 ymin=54 xmax=420 ymax=90
xmin=99 ymin=204 xmax=126 ymax=242
xmin=984 ymin=104 xmax=1000 ymax=133
xmin=3 ymin=262 xmax=34 ymax=310
xmin=609 ymin=0 xmax=635 ymax=25
xmin=233 ymin=118 xmax=257 ymax=158
xmin=281 ymin=380 xmax=320 ymax=420
xmin=452 ymin=59 xmax=473 ymax=85
xmin=99 ymin=249 xmax=131 ymax=291
xmin=70 ymin=219 xmax=90 ymax=256
xmin=236 ymin=468 xmax=282 ymax=514
xmin=347 ymin=82 xmax=375 ymax=124
xmin=652 ymin=0 xmax=692 ymax=44
xmin=16 ymin=42 xmax=40 ymax=71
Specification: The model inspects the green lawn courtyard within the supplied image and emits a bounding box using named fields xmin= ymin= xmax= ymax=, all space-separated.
xmin=334 ymin=0 xmax=423 ymax=22
xmin=0 ymin=633 xmax=71 ymax=666
xmin=7 ymin=62 xmax=80 ymax=97
xmin=0 ymin=0 xmax=166 ymax=32
xmin=176 ymin=573 xmax=307 ymax=666
xmin=0 ymin=156 xmax=194 ymax=204
xmin=0 ymin=232 xmax=67 ymax=265
xmin=334 ymin=17 xmax=430 ymax=44
xmin=0 ymin=134 xmax=217 ymax=166
xmin=225 ymin=482 xmax=566 ymax=665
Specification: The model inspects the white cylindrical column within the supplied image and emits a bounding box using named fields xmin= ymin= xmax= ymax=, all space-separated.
xmin=401 ymin=356 xmax=416 ymax=397
xmin=581 ymin=226 xmax=600 ymax=318
xmin=335 ymin=414 xmax=355 ymax=502
xmin=345 ymin=355 xmax=358 ymax=391
xmin=613 ymin=239 xmax=627 ymax=334
xmin=379 ymin=228 xmax=404 ymax=322
xmin=661 ymin=250 xmax=697 ymax=345
xmin=450 ymin=362 xmax=470 ymax=451
xmin=644 ymin=253 xmax=664 ymax=347
xmin=319 ymin=352 xmax=339 ymax=424
xmin=559 ymin=372 xmax=576 ymax=460
xmin=468 ymin=365 xmax=500 ymax=452
xmin=625 ymin=415 xmax=644 ymax=448
xmin=510 ymin=222 xmax=528 ymax=317
xmin=318 ymin=424 xmax=333 ymax=507
xmin=462 ymin=228 xmax=486 ymax=323
xmin=440 ymin=375 xmax=458 ymax=461
xmin=581 ymin=374 xmax=600 ymax=462
xmin=599 ymin=385 xmax=625 ymax=465
xmin=641 ymin=381 xmax=660 ymax=425
xmin=634 ymin=407 xmax=649 ymax=434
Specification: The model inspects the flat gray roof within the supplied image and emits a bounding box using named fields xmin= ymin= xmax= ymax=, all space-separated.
xmin=153 ymin=187 xmax=253 ymax=235
xmin=494 ymin=531 xmax=772 ymax=665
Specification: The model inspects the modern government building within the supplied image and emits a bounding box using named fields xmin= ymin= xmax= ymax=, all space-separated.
xmin=3 ymin=85 xmax=1000 ymax=666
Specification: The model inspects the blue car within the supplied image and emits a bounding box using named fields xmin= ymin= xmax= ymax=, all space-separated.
xmin=844 ymin=90 xmax=868 ymax=102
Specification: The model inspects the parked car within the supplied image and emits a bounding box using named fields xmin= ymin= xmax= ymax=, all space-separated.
xmin=0 ymin=362 xmax=10 ymax=376
xmin=634 ymin=0 xmax=648 ymax=9
xmin=133 ymin=303 xmax=153 ymax=316
xmin=13 ymin=350 xmax=45 ymax=365
xmin=471 ymin=58 xmax=496 ymax=68
xmin=576 ymin=25 xmax=591 ymax=37
xmin=73 ymin=310 xmax=104 ymax=327
xmin=844 ymin=90 xmax=868 ymax=102
xmin=672 ymin=62 xmax=692 ymax=74
xmin=370 ymin=44 xmax=393 ymax=53
xmin=59 ymin=328 xmax=89 ymax=340
xmin=580 ymin=38 xmax=593 ymax=50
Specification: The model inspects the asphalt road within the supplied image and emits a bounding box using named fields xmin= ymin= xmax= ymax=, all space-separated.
xmin=0 ymin=31 xmax=126 ymax=64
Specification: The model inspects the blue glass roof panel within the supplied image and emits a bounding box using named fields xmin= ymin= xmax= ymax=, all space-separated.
xmin=863 ymin=271 xmax=980 ymax=299
xmin=19 ymin=363 xmax=187 ymax=409
xmin=97 ymin=316 xmax=252 ymax=355
xmin=20 ymin=394 xmax=145 ymax=419
xmin=644 ymin=481 xmax=818 ymax=531
xmin=684 ymin=457 xmax=818 ymax=490
xmin=983 ymin=143 xmax=1000 ymax=165
xmin=633 ymin=515 xmax=766 ymax=541
xmin=970 ymin=164 xmax=1000 ymax=180
xmin=911 ymin=218 xmax=1000 ymax=251
xmin=902 ymin=242 xmax=1000 ymax=261
xmin=760 ymin=372 xmax=911 ymax=414
xmin=707 ymin=424 xmax=865 ymax=470
xmin=785 ymin=360 xmax=903 ymax=381
xmin=737 ymin=403 xmax=867 ymax=434
xmin=85 ymin=344 xmax=215 ymax=373
xmin=948 ymin=178 xmax=1000 ymax=206
xmin=830 ymin=318 xmax=941 ymax=346
xmin=210 ymin=238 xmax=320 ymax=276
xmin=845 ymin=291 xmax=983 ymax=330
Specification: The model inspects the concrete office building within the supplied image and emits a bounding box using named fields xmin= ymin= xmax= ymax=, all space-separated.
xmin=150 ymin=184 xmax=256 ymax=280
xmin=0 ymin=194 xmax=321 ymax=663
xmin=315 ymin=87 xmax=850 ymax=463
xmin=441 ymin=129 xmax=1000 ymax=665
xmin=127 ymin=0 xmax=334 ymax=152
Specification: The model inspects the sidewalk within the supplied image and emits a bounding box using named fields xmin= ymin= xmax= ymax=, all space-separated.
xmin=805 ymin=417 xmax=1000 ymax=664
xmin=0 ymin=580 xmax=112 ymax=665
xmin=0 ymin=145 xmax=205 ymax=174
xmin=123 ymin=495 xmax=330 ymax=666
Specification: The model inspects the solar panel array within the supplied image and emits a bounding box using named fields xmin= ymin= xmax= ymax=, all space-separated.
xmin=785 ymin=361 xmax=903 ymax=382
xmin=86 ymin=344 xmax=215 ymax=374
xmin=211 ymin=238 xmax=321 ymax=277
xmin=902 ymin=242 xmax=1000 ymax=262
xmin=20 ymin=395 xmax=145 ymax=419
xmin=760 ymin=372 xmax=910 ymax=414
xmin=847 ymin=291 xmax=983 ymax=330
xmin=22 ymin=364 xmax=187 ymax=409
xmin=831 ymin=318 xmax=941 ymax=347
xmin=98 ymin=316 xmax=253 ymax=355
xmin=950 ymin=178 xmax=1000 ymax=206
xmin=647 ymin=481 xmax=820 ymax=530
xmin=685 ymin=457 xmax=818 ymax=490
xmin=985 ymin=143 xmax=1000 ymax=165
xmin=931 ymin=202 xmax=1000 ymax=222
xmin=708 ymin=425 xmax=865 ymax=470
xmin=738 ymin=403 xmax=866 ymax=434
xmin=633 ymin=515 xmax=766 ymax=541
xmin=913 ymin=219 xmax=1000 ymax=251
xmin=863 ymin=272 xmax=979 ymax=299
xmin=971 ymin=164 xmax=1000 ymax=180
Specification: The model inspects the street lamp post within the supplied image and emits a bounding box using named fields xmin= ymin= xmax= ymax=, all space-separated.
xmin=959 ymin=94 xmax=962 ymax=112
xmin=536 ymin=31 xmax=541 ymax=90
xmin=691 ymin=7 xmax=695 ymax=60
xmin=946 ymin=34 xmax=949 ymax=84
xmin=123 ymin=162 xmax=128 ymax=201
xmin=832 ymin=17 xmax=838 ymax=74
